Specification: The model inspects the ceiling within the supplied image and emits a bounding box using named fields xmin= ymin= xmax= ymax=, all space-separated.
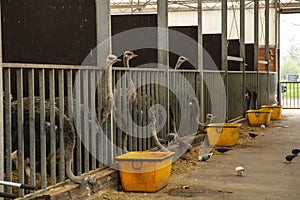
xmin=109 ymin=0 xmax=300 ymax=14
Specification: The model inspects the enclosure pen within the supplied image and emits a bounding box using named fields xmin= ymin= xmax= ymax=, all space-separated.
xmin=0 ymin=0 xmax=286 ymax=198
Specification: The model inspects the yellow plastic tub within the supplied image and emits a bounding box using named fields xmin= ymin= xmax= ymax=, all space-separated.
xmin=261 ymin=105 xmax=282 ymax=120
xmin=206 ymin=123 xmax=241 ymax=147
xmin=247 ymin=109 xmax=272 ymax=126
xmin=115 ymin=151 xmax=175 ymax=192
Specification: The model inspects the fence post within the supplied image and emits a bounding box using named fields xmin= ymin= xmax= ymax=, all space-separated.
xmin=95 ymin=0 xmax=113 ymax=163
xmin=0 ymin=0 xmax=4 ymax=193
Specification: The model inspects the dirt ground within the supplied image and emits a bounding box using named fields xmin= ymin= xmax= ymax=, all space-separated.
xmin=90 ymin=109 xmax=300 ymax=200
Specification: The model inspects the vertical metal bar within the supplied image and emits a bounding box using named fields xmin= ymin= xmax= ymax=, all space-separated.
xmin=49 ymin=69 xmax=56 ymax=185
xmin=127 ymin=71 xmax=133 ymax=152
xmin=265 ymin=0 xmax=270 ymax=104
xmin=83 ymin=70 xmax=89 ymax=172
xmin=138 ymin=72 xmax=143 ymax=151
xmin=150 ymin=72 xmax=155 ymax=148
xmin=39 ymin=69 xmax=47 ymax=189
xmin=67 ymin=70 xmax=73 ymax=132
xmin=132 ymin=72 xmax=138 ymax=151
xmin=4 ymin=69 xmax=12 ymax=194
xmin=28 ymin=68 xmax=36 ymax=188
xmin=142 ymin=72 xmax=147 ymax=151
xmin=240 ymin=0 xmax=246 ymax=113
xmin=75 ymin=70 xmax=81 ymax=175
xmin=254 ymin=0 xmax=259 ymax=107
xmin=116 ymin=70 xmax=122 ymax=154
xmin=58 ymin=70 xmax=65 ymax=182
xmin=146 ymin=72 xmax=151 ymax=149
xmin=0 ymin=0 xmax=3 ymax=193
xmin=90 ymin=70 xmax=96 ymax=169
xmin=16 ymin=69 xmax=24 ymax=197
xmin=97 ymin=71 xmax=104 ymax=166
xmin=67 ymin=70 xmax=74 ymax=171
xmin=222 ymin=0 xmax=228 ymax=121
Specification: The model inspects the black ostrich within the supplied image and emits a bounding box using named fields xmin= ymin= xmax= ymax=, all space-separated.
xmin=245 ymin=89 xmax=252 ymax=110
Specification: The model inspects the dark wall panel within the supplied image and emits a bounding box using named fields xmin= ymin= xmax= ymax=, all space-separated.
xmin=169 ymin=26 xmax=198 ymax=70
xmin=245 ymin=44 xmax=255 ymax=71
xmin=203 ymin=34 xmax=221 ymax=70
xmin=2 ymin=0 xmax=97 ymax=65
xmin=228 ymin=39 xmax=240 ymax=71
xmin=111 ymin=14 xmax=157 ymax=68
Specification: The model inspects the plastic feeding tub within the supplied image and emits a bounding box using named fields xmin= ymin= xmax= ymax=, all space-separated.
xmin=115 ymin=151 xmax=175 ymax=192
xmin=247 ymin=109 xmax=272 ymax=126
xmin=206 ymin=123 xmax=241 ymax=147
xmin=261 ymin=105 xmax=282 ymax=120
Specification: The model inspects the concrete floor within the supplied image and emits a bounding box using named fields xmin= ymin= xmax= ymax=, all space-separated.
xmin=92 ymin=109 xmax=300 ymax=200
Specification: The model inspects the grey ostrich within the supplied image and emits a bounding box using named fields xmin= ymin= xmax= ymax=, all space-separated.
xmin=8 ymin=96 xmax=96 ymax=188
xmin=123 ymin=50 xmax=138 ymax=107
xmin=101 ymin=55 xmax=121 ymax=125
xmin=114 ymin=51 xmax=139 ymax=153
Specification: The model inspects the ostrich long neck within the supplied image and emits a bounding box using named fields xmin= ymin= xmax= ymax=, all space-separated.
xmin=175 ymin=60 xmax=182 ymax=69
xmin=123 ymin=56 xmax=137 ymax=107
xmin=107 ymin=63 xmax=113 ymax=96
xmin=123 ymin=56 xmax=130 ymax=68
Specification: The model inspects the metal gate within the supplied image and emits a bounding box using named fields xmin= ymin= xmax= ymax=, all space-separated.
xmin=280 ymin=81 xmax=300 ymax=108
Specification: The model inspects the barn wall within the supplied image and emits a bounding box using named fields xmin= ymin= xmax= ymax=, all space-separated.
xmin=1 ymin=0 xmax=97 ymax=65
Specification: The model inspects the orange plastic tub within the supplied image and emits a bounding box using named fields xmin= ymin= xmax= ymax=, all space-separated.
xmin=261 ymin=105 xmax=282 ymax=120
xmin=115 ymin=151 xmax=175 ymax=192
xmin=206 ymin=123 xmax=241 ymax=147
xmin=247 ymin=110 xmax=272 ymax=126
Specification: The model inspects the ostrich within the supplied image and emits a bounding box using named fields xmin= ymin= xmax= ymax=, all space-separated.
xmin=174 ymin=56 xmax=188 ymax=70
xmin=245 ymin=89 xmax=252 ymax=110
xmin=123 ymin=50 xmax=138 ymax=107
xmin=152 ymin=55 xmax=194 ymax=152
xmin=100 ymin=55 xmax=121 ymax=125
xmin=9 ymin=96 xmax=95 ymax=188
xmin=123 ymin=51 xmax=137 ymax=69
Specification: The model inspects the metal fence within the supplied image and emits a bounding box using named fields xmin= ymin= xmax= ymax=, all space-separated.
xmin=280 ymin=81 xmax=300 ymax=109
xmin=1 ymin=63 xmax=277 ymax=197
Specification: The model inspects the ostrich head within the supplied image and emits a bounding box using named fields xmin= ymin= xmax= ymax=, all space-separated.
xmin=106 ymin=54 xmax=121 ymax=67
xmin=123 ymin=51 xmax=138 ymax=68
xmin=206 ymin=113 xmax=216 ymax=123
xmin=2 ymin=92 xmax=13 ymax=105
xmin=174 ymin=56 xmax=188 ymax=70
